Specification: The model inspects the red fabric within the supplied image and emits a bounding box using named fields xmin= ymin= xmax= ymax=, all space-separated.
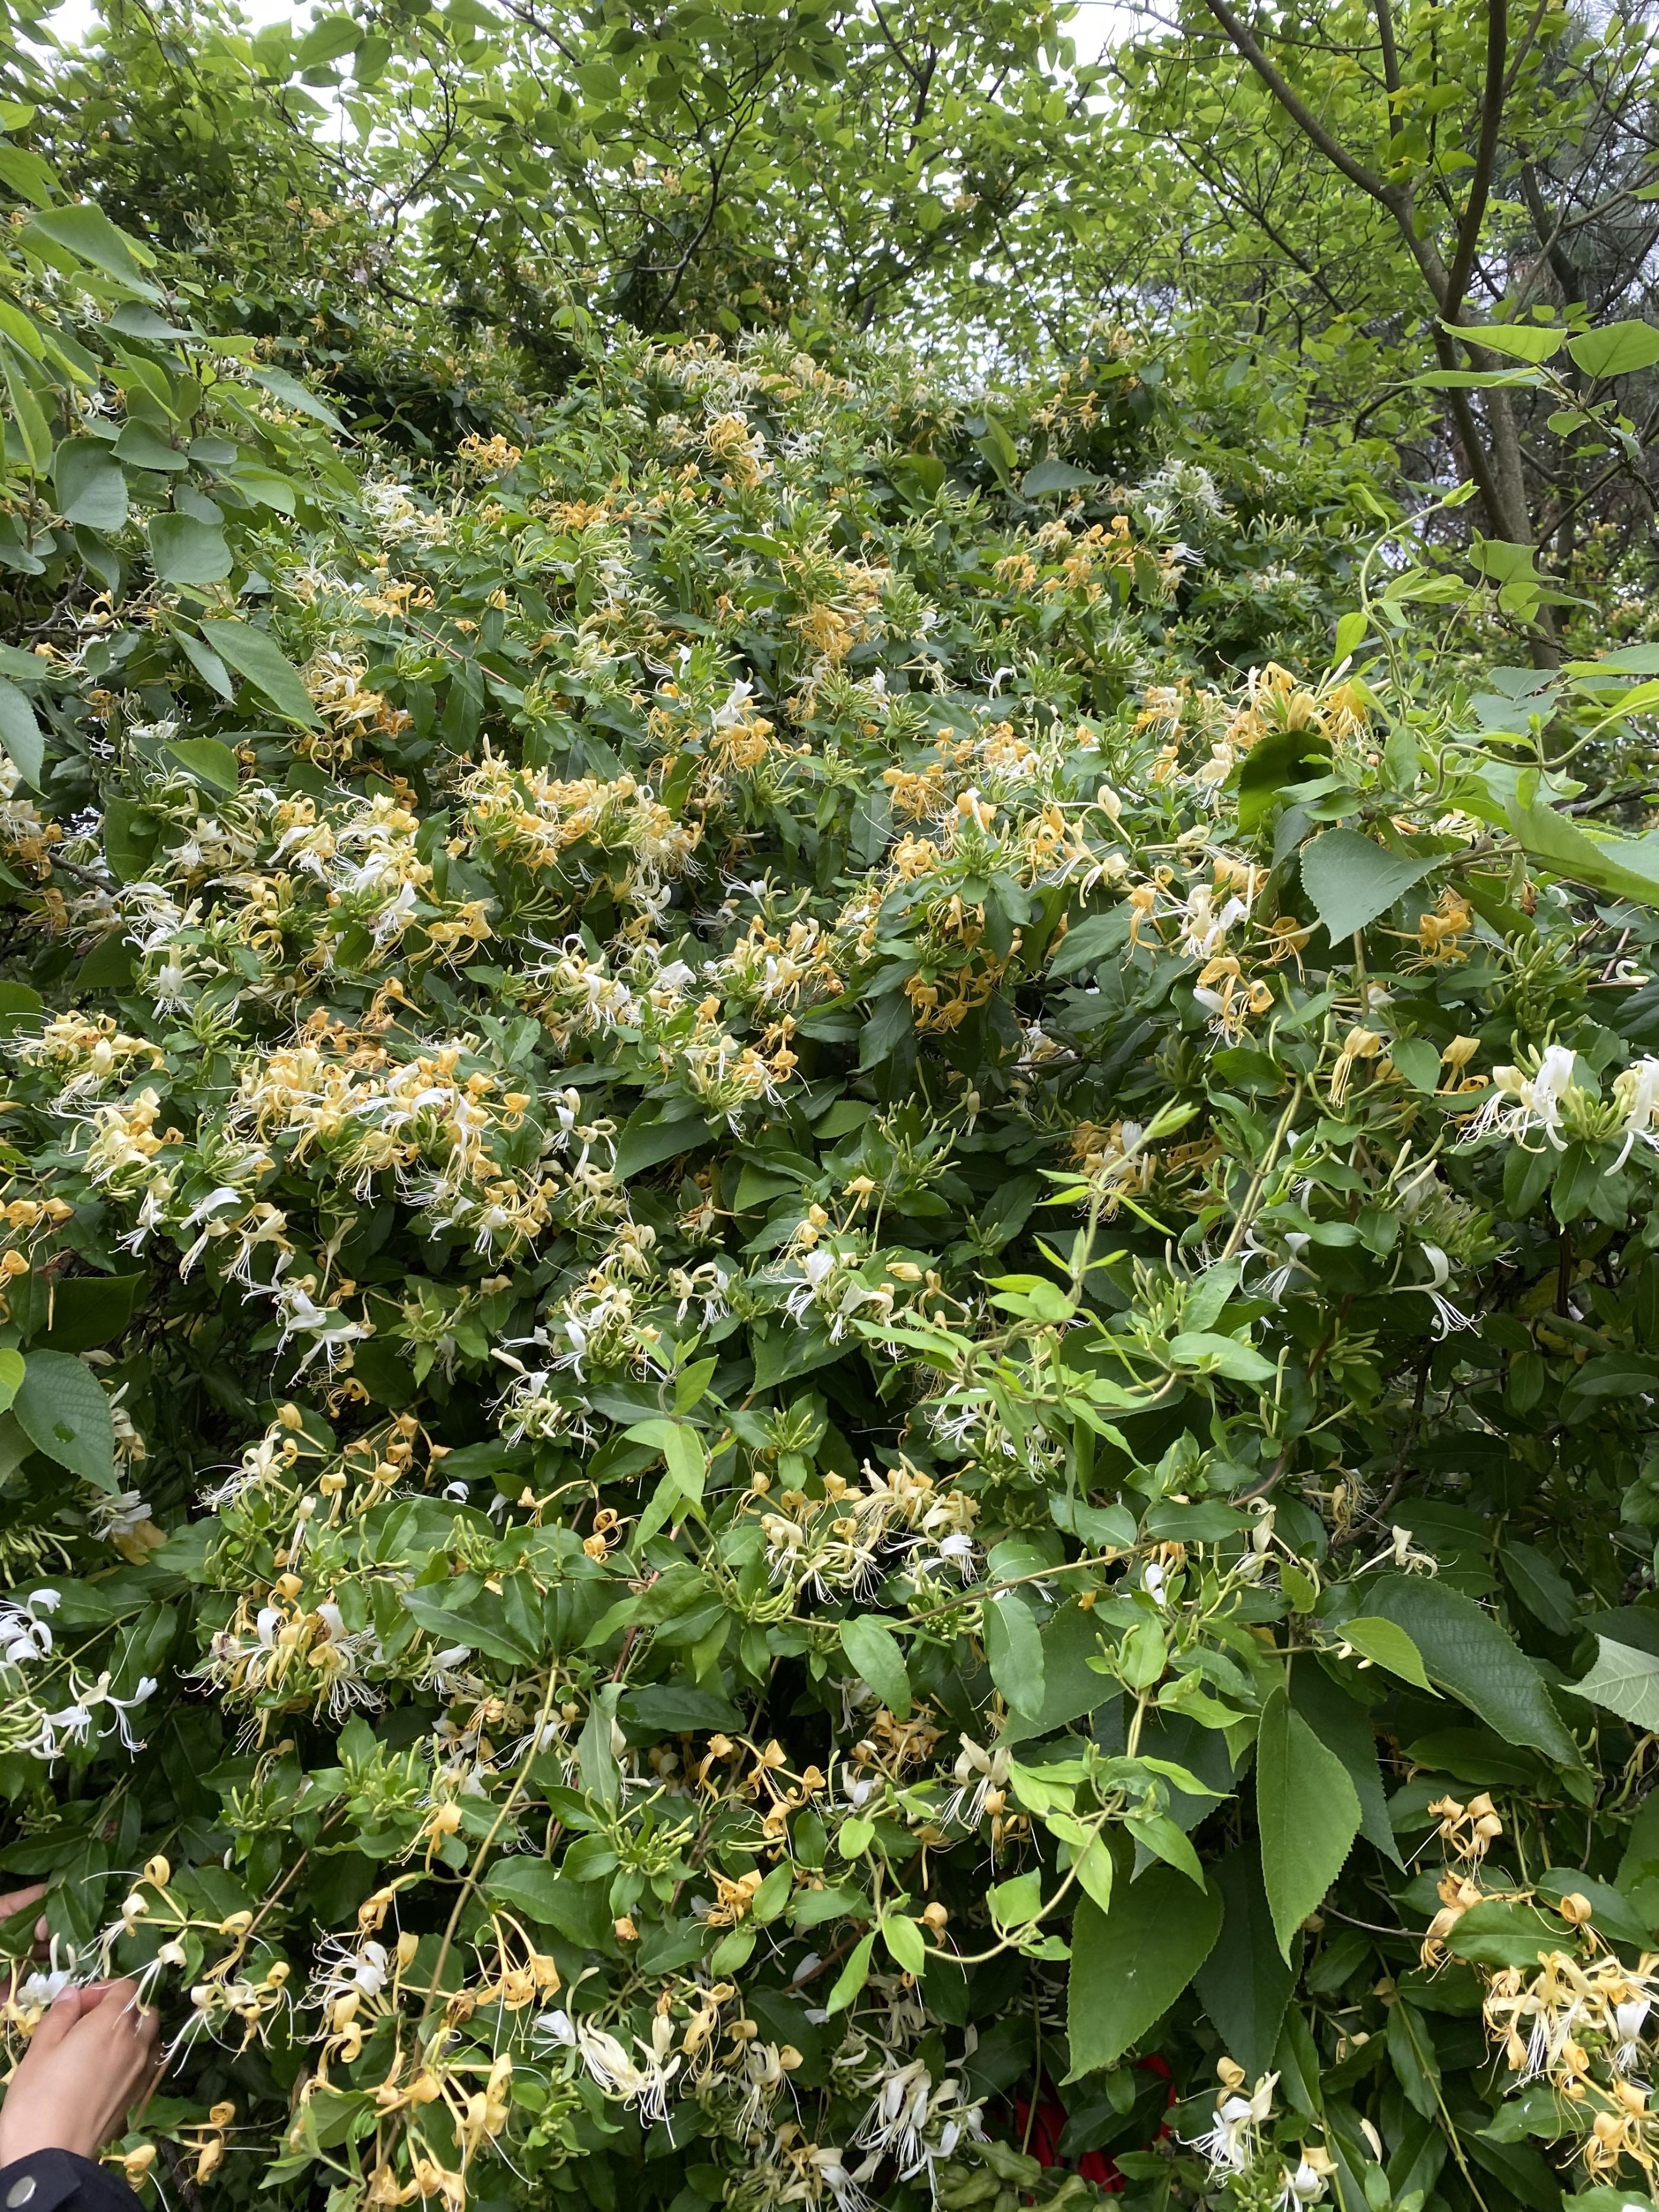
xmin=1009 ymin=2055 xmax=1176 ymax=2196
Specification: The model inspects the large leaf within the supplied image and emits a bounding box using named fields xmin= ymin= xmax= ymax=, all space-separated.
xmin=248 ymin=363 xmax=345 ymax=430
xmin=53 ymin=437 xmax=128 ymax=530
xmin=985 ymin=1591 xmax=1046 ymax=1718
xmin=1365 ymin=1575 xmax=1579 ymax=1763
xmin=24 ymin=203 xmax=162 ymax=299
xmin=1066 ymin=1861 xmax=1222 ymax=2076
xmin=0 ymin=676 xmax=44 ymax=789
xmin=197 ymin=619 xmax=321 ymax=727
xmin=612 ymin=1107 xmax=711 ymax=1179
xmin=1255 ymin=1687 xmax=1361 ymax=1957
xmin=13 ymin=1351 xmax=118 ymax=1491
xmin=1022 ymin=458 xmax=1100 ymax=498
xmin=1337 ymin=1615 xmax=1431 ymax=1691
xmin=482 ymin=1860 xmax=612 ymax=1950
xmin=1300 ymin=827 xmax=1440 ymax=942
xmin=149 ymin=512 xmax=231 ymax=586
xmin=1495 ymin=763 xmax=1659 ymax=909
xmin=1192 ymin=1847 xmax=1297 ymax=2077
xmin=1567 ymin=320 xmax=1659 ymax=379
xmin=840 ymin=1616 xmax=912 ymax=1719
xmin=398 ymin=1584 xmax=539 ymax=1666
xmin=1290 ymin=1664 xmax=1401 ymax=1866
xmin=1460 ymin=322 xmax=1566 ymax=364
xmin=1568 ymin=1636 xmax=1659 ymax=1732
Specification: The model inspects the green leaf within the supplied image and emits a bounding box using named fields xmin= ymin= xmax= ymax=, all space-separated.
xmin=1364 ymin=1574 xmax=1579 ymax=1763
xmin=1485 ymin=762 xmax=1659 ymax=912
xmin=1300 ymin=827 xmax=1440 ymax=943
xmin=1167 ymin=1330 xmax=1276 ymax=1383
xmin=0 ymin=1347 xmax=24 ymax=1414
xmin=1442 ymin=1898 xmax=1560 ymax=1968
xmin=165 ymin=737 xmax=241 ymax=795
xmin=398 ymin=1586 xmax=537 ymax=1666
xmin=248 ymin=364 xmax=345 ymax=430
xmin=1460 ymin=322 xmax=1566 ymax=363
xmin=1290 ymin=1665 xmax=1401 ymax=1866
xmin=482 ymin=1861 xmax=612 ymax=1950
xmin=198 ymin=620 xmax=321 ymax=727
xmin=1072 ymin=1834 xmax=1115 ymax=1915
xmin=53 ymin=437 xmax=128 ymax=530
xmin=1047 ymin=907 xmax=1131 ymax=978
xmin=149 ymin=511 xmax=231 ymax=586
xmin=985 ymin=1591 xmax=1046 ymax=1718
xmin=0 ymin=676 xmax=44 ymax=788
xmin=1332 ymin=608 xmax=1368 ymax=662
xmin=840 ymin=1616 xmax=912 ymax=1718
xmin=38 ymin=1274 xmax=142 ymax=1353
xmin=579 ymin=1683 xmax=622 ymax=1813
xmin=825 ymin=1931 xmax=875 ymax=2014
xmin=612 ymin=1107 xmax=711 ymax=1179
xmin=881 ymin=1913 xmax=928 ymax=1974
xmin=1389 ymin=1036 xmax=1441 ymax=1093
xmin=296 ymin=11 xmax=361 ymax=65
xmin=1499 ymin=1539 xmax=1579 ymax=1636
xmin=625 ymin=1418 xmax=706 ymax=1542
xmin=1337 ymin=1616 xmax=1432 ymax=1691
xmin=1567 ymin=320 xmax=1659 ymax=379
xmin=1255 ymin=1687 xmax=1361 ymax=1957
xmin=1568 ymin=1636 xmax=1659 ymax=1731
xmin=24 ymin=203 xmax=162 ymax=299
xmin=13 ymin=1350 xmax=118 ymax=1491
xmin=1193 ymin=1847 xmax=1297 ymax=2078
xmin=1022 ymin=459 xmax=1099 ymax=498
xmin=1066 ymin=1861 xmax=1222 ymax=2077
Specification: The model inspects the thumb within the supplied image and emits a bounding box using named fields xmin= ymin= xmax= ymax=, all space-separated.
xmin=28 ymin=1988 xmax=86 ymax=2053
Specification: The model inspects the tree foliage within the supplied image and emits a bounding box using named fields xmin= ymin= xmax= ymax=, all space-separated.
xmin=1 ymin=5 xmax=1659 ymax=2212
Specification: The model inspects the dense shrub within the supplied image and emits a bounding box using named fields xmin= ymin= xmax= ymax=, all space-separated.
xmin=10 ymin=104 xmax=1659 ymax=2212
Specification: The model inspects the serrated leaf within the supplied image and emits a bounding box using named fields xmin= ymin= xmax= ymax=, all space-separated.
xmin=1364 ymin=1574 xmax=1579 ymax=1763
xmin=1300 ymin=827 xmax=1441 ymax=943
xmin=1256 ymin=1686 xmax=1361 ymax=1957
xmin=1193 ymin=1847 xmax=1296 ymax=2077
xmin=1066 ymin=1862 xmax=1221 ymax=2077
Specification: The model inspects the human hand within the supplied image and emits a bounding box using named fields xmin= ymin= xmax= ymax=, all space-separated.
xmin=0 ymin=1981 xmax=161 ymax=2163
xmin=0 ymin=1885 xmax=48 ymax=1962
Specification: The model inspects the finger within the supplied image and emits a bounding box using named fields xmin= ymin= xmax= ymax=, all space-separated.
xmin=31 ymin=1913 xmax=48 ymax=1956
xmin=89 ymin=1976 xmax=145 ymax=2017
xmin=0 ymin=1883 xmax=47 ymax=1921
xmin=25 ymin=1987 xmax=87 ymax=2053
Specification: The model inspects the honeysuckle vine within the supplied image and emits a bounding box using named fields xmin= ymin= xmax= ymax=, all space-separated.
xmin=3 ymin=207 xmax=1659 ymax=2212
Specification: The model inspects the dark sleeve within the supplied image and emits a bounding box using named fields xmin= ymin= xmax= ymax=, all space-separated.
xmin=0 ymin=2150 xmax=144 ymax=2212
